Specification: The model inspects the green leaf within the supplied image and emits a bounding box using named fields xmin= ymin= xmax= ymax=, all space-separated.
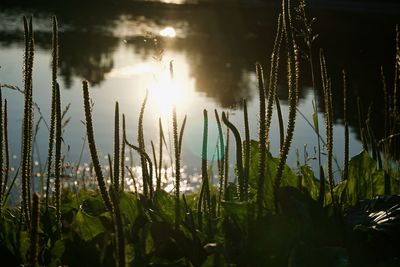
xmin=248 ymin=140 xmax=297 ymax=210
xmin=49 ymin=240 xmax=65 ymax=267
xmin=72 ymin=210 xmax=106 ymax=241
xmin=300 ymin=165 xmax=321 ymax=200
xmin=153 ymin=190 xmax=177 ymax=223
xmin=119 ymin=192 xmax=140 ymax=224
xmin=312 ymin=111 xmax=319 ymax=132
xmin=333 ymin=150 xmax=387 ymax=205
xmin=222 ymin=201 xmax=255 ymax=229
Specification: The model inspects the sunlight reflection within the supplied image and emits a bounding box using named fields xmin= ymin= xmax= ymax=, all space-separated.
xmin=147 ymin=58 xmax=194 ymax=120
xmin=159 ymin=26 xmax=177 ymax=38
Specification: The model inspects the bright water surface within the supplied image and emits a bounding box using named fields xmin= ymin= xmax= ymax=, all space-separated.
xmin=0 ymin=1 xmax=398 ymax=192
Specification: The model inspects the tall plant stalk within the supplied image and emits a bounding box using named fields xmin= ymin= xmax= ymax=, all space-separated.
xmin=45 ymin=16 xmax=59 ymax=209
xmin=114 ymin=102 xmax=120 ymax=190
xmin=320 ymin=51 xmax=336 ymax=208
xmin=29 ymin=193 xmax=40 ymax=267
xmin=109 ymin=185 xmax=125 ymax=267
xmin=157 ymin=118 xmax=164 ymax=190
xmin=198 ymin=109 xmax=210 ymax=229
xmin=0 ymin=87 xmax=4 ymax=212
xmin=121 ymin=114 xmax=126 ymax=191
xmin=2 ymin=99 xmax=9 ymax=199
xmin=243 ymin=99 xmax=250 ymax=199
xmin=343 ymin=70 xmax=349 ymax=181
xmin=21 ymin=16 xmax=35 ymax=228
xmin=274 ymin=0 xmax=300 ymax=211
xmin=224 ymin=113 xmax=230 ymax=200
xmin=214 ymin=110 xmax=224 ymax=214
xmin=222 ymin=112 xmax=245 ymax=201
xmin=257 ymin=63 xmax=266 ymax=216
xmin=54 ymin=83 xmax=62 ymax=237
xmin=82 ymin=80 xmax=113 ymax=212
xmin=173 ymin=106 xmax=181 ymax=227
xmin=138 ymin=92 xmax=150 ymax=198
xmin=266 ymin=14 xmax=283 ymax=143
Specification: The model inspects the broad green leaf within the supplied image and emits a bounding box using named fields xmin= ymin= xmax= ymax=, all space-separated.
xmin=49 ymin=240 xmax=65 ymax=267
xmin=221 ymin=201 xmax=255 ymax=229
xmin=248 ymin=140 xmax=297 ymax=210
xmin=300 ymin=165 xmax=321 ymax=200
xmin=333 ymin=150 xmax=387 ymax=206
xmin=119 ymin=192 xmax=140 ymax=224
xmin=72 ymin=210 xmax=106 ymax=241
xmin=153 ymin=190 xmax=184 ymax=223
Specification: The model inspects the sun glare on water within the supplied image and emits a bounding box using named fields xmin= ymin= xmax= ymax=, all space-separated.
xmin=159 ymin=26 xmax=177 ymax=38
xmin=148 ymin=61 xmax=193 ymax=120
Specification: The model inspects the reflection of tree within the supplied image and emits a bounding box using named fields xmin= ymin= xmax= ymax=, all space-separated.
xmin=59 ymin=32 xmax=117 ymax=88
xmin=1 ymin=3 xmax=398 ymax=152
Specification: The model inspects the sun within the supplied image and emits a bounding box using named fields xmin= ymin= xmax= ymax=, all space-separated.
xmin=159 ymin=27 xmax=177 ymax=38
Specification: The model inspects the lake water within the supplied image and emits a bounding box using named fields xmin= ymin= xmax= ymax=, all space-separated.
xmin=0 ymin=1 xmax=398 ymax=192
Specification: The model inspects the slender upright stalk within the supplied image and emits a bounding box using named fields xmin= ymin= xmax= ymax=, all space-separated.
xmin=151 ymin=141 xmax=158 ymax=190
xmin=266 ymin=14 xmax=283 ymax=142
xmin=256 ymin=63 xmax=266 ymax=216
xmin=109 ymin=185 xmax=125 ymax=267
xmin=54 ymin=83 xmax=62 ymax=237
xmin=222 ymin=112 xmax=245 ymax=201
xmin=224 ymin=113 xmax=230 ymax=199
xmin=120 ymin=114 xmax=126 ymax=192
xmin=275 ymin=95 xmax=285 ymax=150
xmin=274 ymin=0 xmax=300 ymax=211
xmin=2 ymin=100 xmax=9 ymax=198
xmin=21 ymin=16 xmax=35 ymax=227
xmin=320 ymin=51 xmax=336 ymax=208
xmin=82 ymin=80 xmax=113 ymax=212
xmin=243 ymin=99 xmax=250 ymax=199
xmin=124 ymin=136 xmax=153 ymax=196
xmin=0 ymin=87 xmax=4 ymax=211
xmin=173 ymin=106 xmax=180 ymax=227
xmin=46 ymin=16 xmax=58 ymax=208
xmin=214 ymin=110 xmax=224 ymax=214
xmin=30 ymin=193 xmax=40 ymax=267
xmin=114 ymin=102 xmax=120 ymax=190
xmin=343 ymin=70 xmax=349 ymax=181
xmin=157 ymin=118 xmax=164 ymax=190
xmin=138 ymin=92 xmax=149 ymax=198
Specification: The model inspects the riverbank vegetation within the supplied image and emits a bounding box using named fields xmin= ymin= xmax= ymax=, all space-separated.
xmin=0 ymin=0 xmax=399 ymax=266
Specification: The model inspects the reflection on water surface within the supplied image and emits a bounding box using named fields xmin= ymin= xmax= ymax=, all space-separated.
xmin=0 ymin=2 xmax=398 ymax=187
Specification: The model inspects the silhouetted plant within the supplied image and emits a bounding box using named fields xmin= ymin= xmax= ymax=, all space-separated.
xmin=54 ymin=83 xmax=62 ymax=237
xmin=109 ymin=185 xmax=125 ymax=267
xmin=198 ymin=109 xmax=210 ymax=229
xmin=124 ymin=134 xmax=154 ymax=194
xmin=29 ymin=193 xmax=40 ymax=267
xmin=343 ymin=70 xmax=349 ymax=181
xmin=222 ymin=112 xmax=245 ymax=201
xmin=114 ymin=102 xmax=120 ymax=191
xmin=320 ymin=51 xmax=336 ymax=209
xmin=0 ymin=87 xmax=4 ymax=212
xmin=121 ymin=113 xmax=127 ymax=191
xmin=274 ymin=0 xmax=300 ymax=211
xmin=243 ymin=99 xmax=250 ymax=198
xmin=173 ymin=106 xmax=181 ymax=227
xmin=82 ymin=80 xmax=113 ymax=212
xmin=256 ymin=63 xmax=266 ymax=216
xmin=1 ymin=99 xmax=9 ymax=200
xmin=21 ymin=16 xmax=34 ymax=228
xmin=266 ymin=14 xmax=283 ymax=144
xmin=138 ymin=91 xmax=150 ymax=198
xmin=214 ymin=109 xmax=224 ymax=214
